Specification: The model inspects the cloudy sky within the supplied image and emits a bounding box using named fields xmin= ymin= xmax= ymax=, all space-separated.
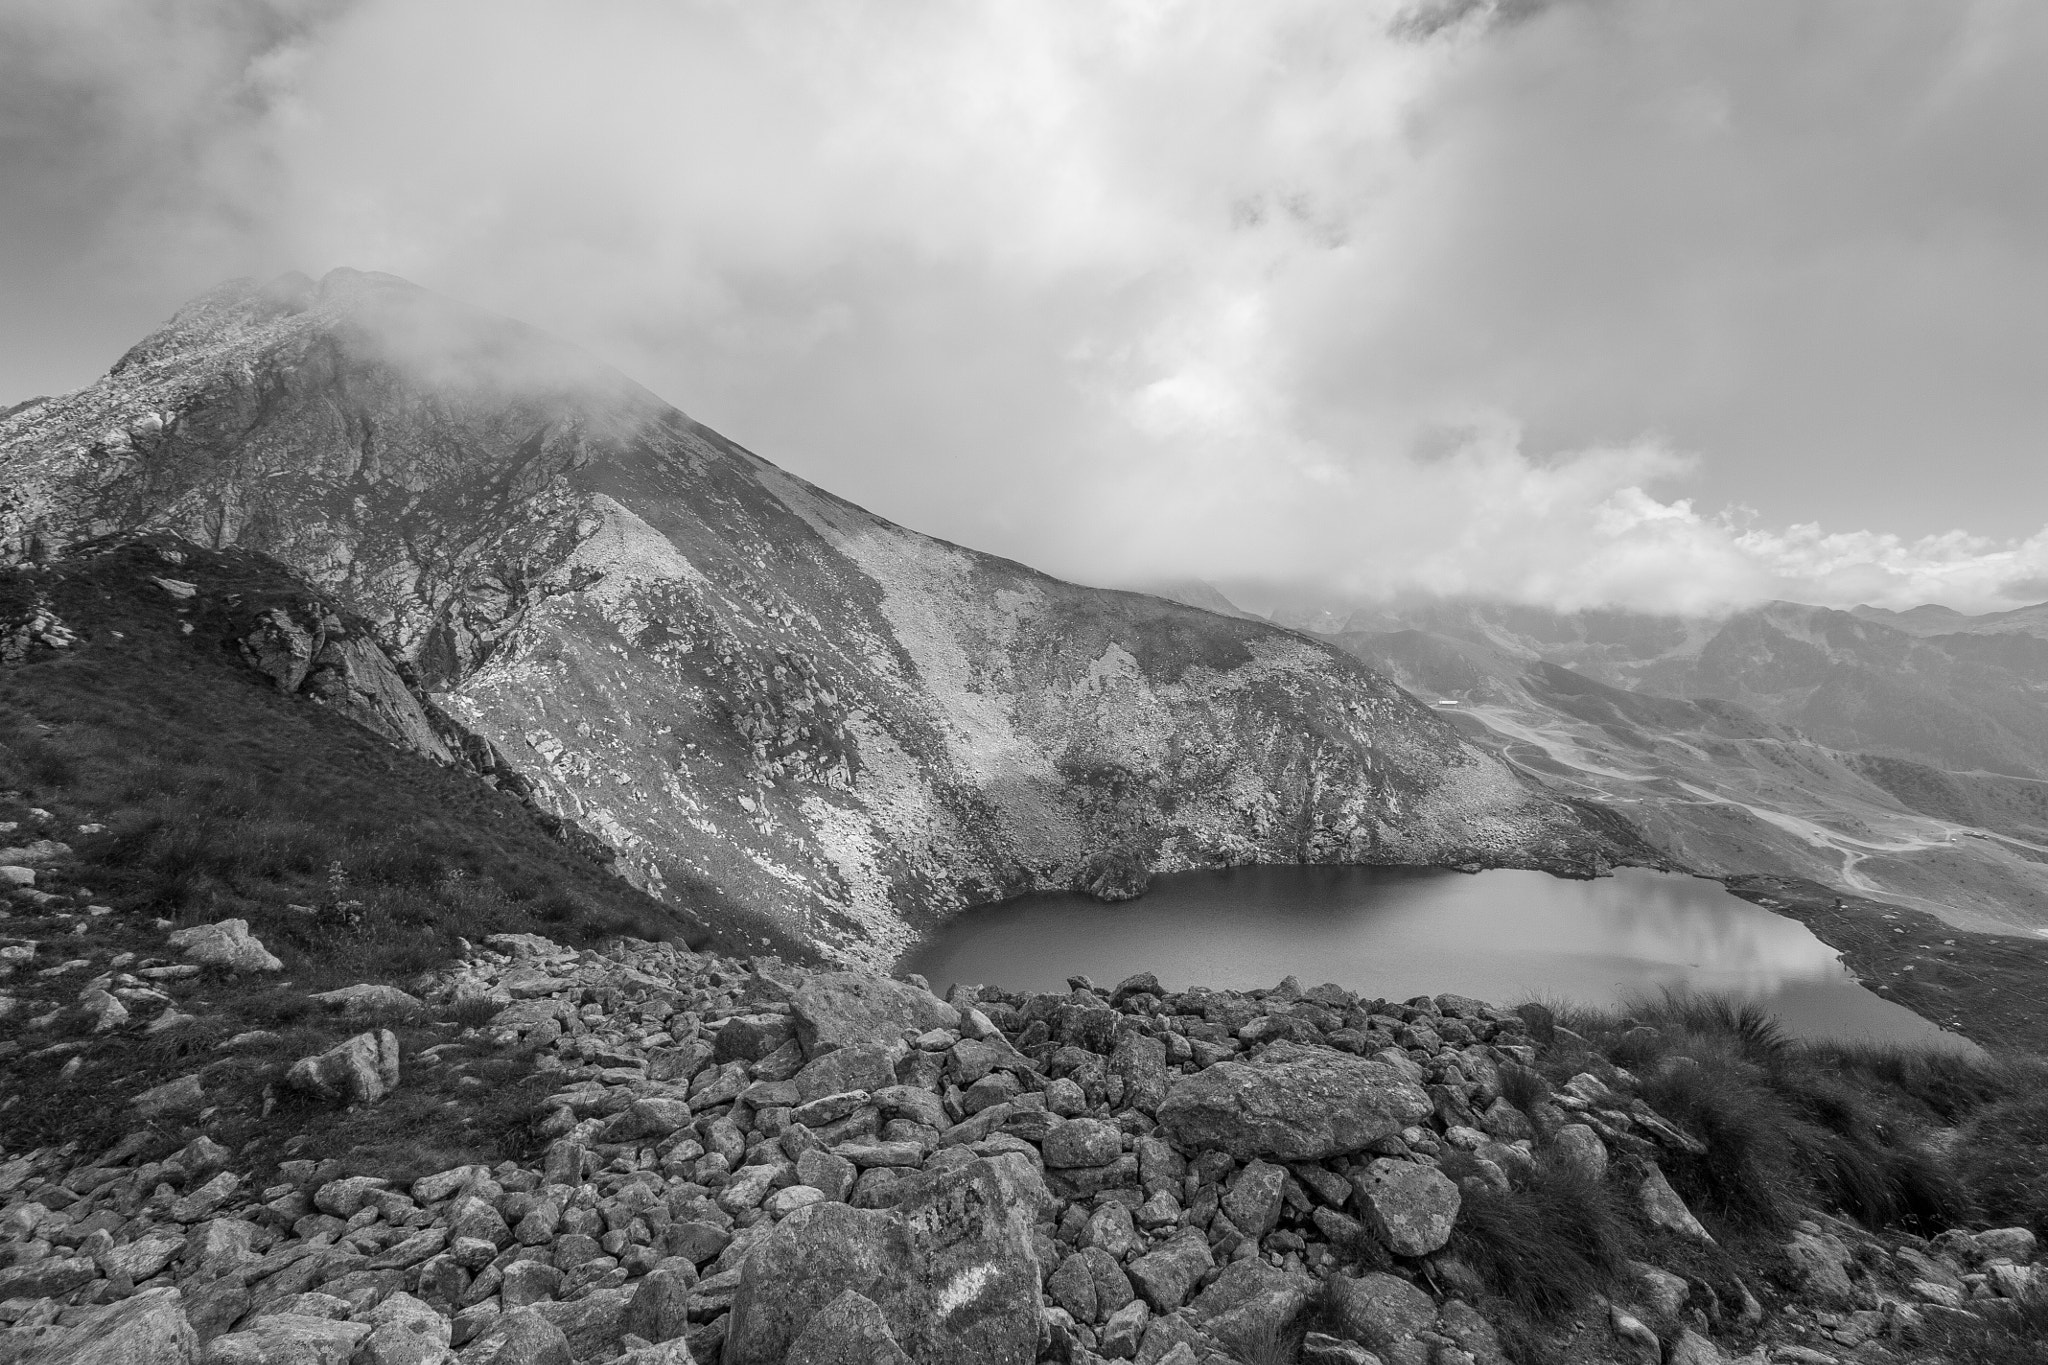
xmin=4 ymin=0 xmax=2046 ymax=614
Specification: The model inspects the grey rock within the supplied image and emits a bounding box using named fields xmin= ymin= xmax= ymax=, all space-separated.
xmin=1976 ymin=1227 xmax=2038 ymax=1262
xmin=1125 ymin=1229 xmax=1214 ymax=1312
xmin=790 ymin=972 xmax=959 ymax=1057
xmin=621 ymin=1265 xmax=693 ymax=1343
xmin=458 ymin=1308 xmax=572 ymax=1365
xmin=167 ymin=919 xmax=282 ymax=972
xmin=134 ymin=1073 xmax=206 ymax=1119
xmin=784 ymin=1289 xmax=912 ymax=1365
xmin=1195 ymin=1261 xmax=1315 ymax=1358
xmin=1301 ymin=1331 xmax=1382 ymax=1365
xmin=201 ymin=1313 xmax=370 ymax=1365
xmin=1222 ymin=1159 xmax=1287 ymax=1240
xmin=1351 ymin=1159 xmax=1460 ymax=1258
xmin=1042 ymin=1117 xmax=1122 ymax=1169
xmin=285 ymin=1029 xmax=400 ymax=1104
xmin=531 ymin=1286 xmax=634 ymax=1360
xmin=1155 ymin=1048 xmax=1431 ymax=1160
xmin=794 ymin=1042 xmax=901 ymax=1102
xmin=0 ymin=1254 xmax=98 ymax=1299
xmin=1099 ymin=1297 xmax=1149 ymax=1359
xmin=1549 ymin=1124 xmax=1607 ymax=1182
xmin=19 ymin=1286 xmax=196 ymax=1365
xmin=355 ymin=1292 xmax=451 ymax=1365
xmin=1326 ymin=1271 xmax=1435 ymax=1350
xmin=721 ymin=1155 xmax=1045 ymax=1365
xmin=309 ymin=983 xmax=422 ymax=1014
xmin=1639 ymin=1165 xmax=1714 ymax=1244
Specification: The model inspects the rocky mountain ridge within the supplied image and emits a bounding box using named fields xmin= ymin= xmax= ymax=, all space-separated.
xmin=0 ymin=270 xmax=1644 ymax=963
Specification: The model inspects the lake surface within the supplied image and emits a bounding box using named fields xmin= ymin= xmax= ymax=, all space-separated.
xmin=901 ymin=865 xmax=1970 ymax=1049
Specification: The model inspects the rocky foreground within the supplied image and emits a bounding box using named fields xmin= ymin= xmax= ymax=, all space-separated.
xmin=2 ymin=930 xmax=2041 ymax=1365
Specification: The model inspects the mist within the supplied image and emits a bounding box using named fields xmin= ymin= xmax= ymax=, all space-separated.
xmin=6 ymin=0 xmax=2048 ymax=614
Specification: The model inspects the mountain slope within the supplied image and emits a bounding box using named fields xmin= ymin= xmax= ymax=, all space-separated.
xmin=1345 ymin=597 xmax=2048 ymax=781
xmin=0 ymin=270 xmax=1641 ymax=963
xmin=1332 ymin=621 xmax=2048 ymax=934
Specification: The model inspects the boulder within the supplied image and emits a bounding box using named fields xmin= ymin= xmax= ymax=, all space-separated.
xmin=285 ymin=1029 xmax=400 ymax=1104
xmin=1639 ymin=1166 xmax=1714 ymax=1244
xmin=1976 ymin=1227 xmax=2038 ymax=1262
xmin=1194 ymin=1262 xmax=1315 ymax=1358
xmin=201 ymin=1313 xmax=370 ymax=1365
xmin=1550 ymin=1124 xmax=1607 ymax=1182
xmin=794 ymin=1043 xmax=901 ymax=1102
xmin=1043 ymin=1118 xmax=1122 ymax=1169
xmin=166 ymin=919 xmax=282 ymax=972
xmin=789 ymin=972 xmax=959 ymax=1058
xmin=1155 ymin=1046 xmax=1431 ymax=1160
xmin=1351 ymin=1159 xmax=1460 ymax=1257
xmin=785 ymin=1289 xmax=913 ymax=1365
xmin=1325 ymin=1271 xmax=1436 ymax=1352
xmin=603 ymin=1098 xmax=693 ymax=1141
xmin=134 ymin=1073 xmax=206 ymax=1120
xmin=309 ymin=983 xmax=422 ymax=1014
xmin=458 ymin=1307 xmax=573 ymax=1365
xmin=20 ymin=1285 xmax=196 ymax=1365
xmin=721 ymin=1155 xmax=1045 ymax=1365
xmin=1125 ymin=1229 xmax=1215 ymax=1312
xmin=0 ymin=1255 xmax=98 ymax=1299
xmin=355 ymin=1292 xmax=451 ymax=1365
xmin=621 ymin=1265 xmax=693 ymax=1343
xmin=1221 ymin=1160 xmax=1287 ymax=1240
xmin=532 ymin=1286 xmax=634 ymax=1359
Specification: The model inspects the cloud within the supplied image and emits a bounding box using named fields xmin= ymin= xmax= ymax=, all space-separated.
xmin=4 ymin=0 xmax=2048 ymax=615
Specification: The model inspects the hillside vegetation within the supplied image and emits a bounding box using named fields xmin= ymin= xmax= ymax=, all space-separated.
xmin=0 ymin=537 xmax=790 ymax=1170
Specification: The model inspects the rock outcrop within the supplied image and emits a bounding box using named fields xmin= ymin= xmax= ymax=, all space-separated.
xmin=0 ymin=270 xmax=1650 ymax=962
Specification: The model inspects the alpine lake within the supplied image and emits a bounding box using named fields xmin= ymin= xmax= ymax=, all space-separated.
xmin=901 ymin=866 xmax=1973 ymax=1050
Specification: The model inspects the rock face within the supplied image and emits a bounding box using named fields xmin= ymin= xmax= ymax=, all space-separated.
xmin=1155 ymin=1046 xmax=1432 ymax=1159
xmin=0 ymin=269 xmax=1643 ymax=961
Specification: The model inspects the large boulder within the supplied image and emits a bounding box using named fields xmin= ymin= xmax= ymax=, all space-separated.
xmin=789 ymin=971 xmax=959 ymax=1057
xmin=1325 ymin=1271 xmax=1437 ymax=1353
xmin=1350 ymin=1159 xmax=1460 ymax=1257
xmin=785 ymin=1289 xmax=913 ymax=1365
xmin=201 ymin=1313 xmax=370 ymax=1365
xmin=1155 ymin=1045 xmax=1431 ymax=1160
xmin=17 ymin=1286 xmax=196 ymax=1364
xmin=309 ymin=983 xmax=423 ymax=1014
xmin=354 ymin=1292 xmax=451 ymax=1365
xmin=167 ymin=919 xmax=282 ymax=972
xmin=721 ymin=1155 xmax=1046 ymax=1365
xmin=285 ymin=1029 xmax=400 ymax=1104
xmin=457 ymin=1308 xmax=573 ymax=1364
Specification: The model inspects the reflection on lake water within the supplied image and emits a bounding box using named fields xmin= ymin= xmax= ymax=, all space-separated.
xmin=899 ymin=866 xmax=1971 ymax=1049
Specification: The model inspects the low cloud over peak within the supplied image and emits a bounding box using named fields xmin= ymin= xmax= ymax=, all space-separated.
xmin=4 ymin=0 xmax=2047 ymax=614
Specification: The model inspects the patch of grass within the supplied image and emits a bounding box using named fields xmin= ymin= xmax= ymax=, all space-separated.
xmin=1906 ymin=1285 xmax=2048 ymax=1365
xmin=1520 ymin=988 xmax=2019 ymax=1241
xmin=1445 ymin=1153 xmax=1637 ymax=1322
xmin=0 ymin=538 xmax=751 ymax=1160
xmin=1951 ymin=1076 xmax=2048 ymax=1238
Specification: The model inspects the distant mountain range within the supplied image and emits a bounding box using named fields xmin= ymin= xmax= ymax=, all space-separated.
xmin=1290 ymin=597 xmax=2048 ymax=933
xmin=0 ymin=271 xmax=1637 ymax=964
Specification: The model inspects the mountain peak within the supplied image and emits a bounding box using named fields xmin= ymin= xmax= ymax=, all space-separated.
xmin=1 ymin=275 xmax=1644 ymax=959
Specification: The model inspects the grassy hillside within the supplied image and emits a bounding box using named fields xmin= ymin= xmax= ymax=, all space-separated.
xmin=0 ymin=537 xmax=790 ymax=1168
